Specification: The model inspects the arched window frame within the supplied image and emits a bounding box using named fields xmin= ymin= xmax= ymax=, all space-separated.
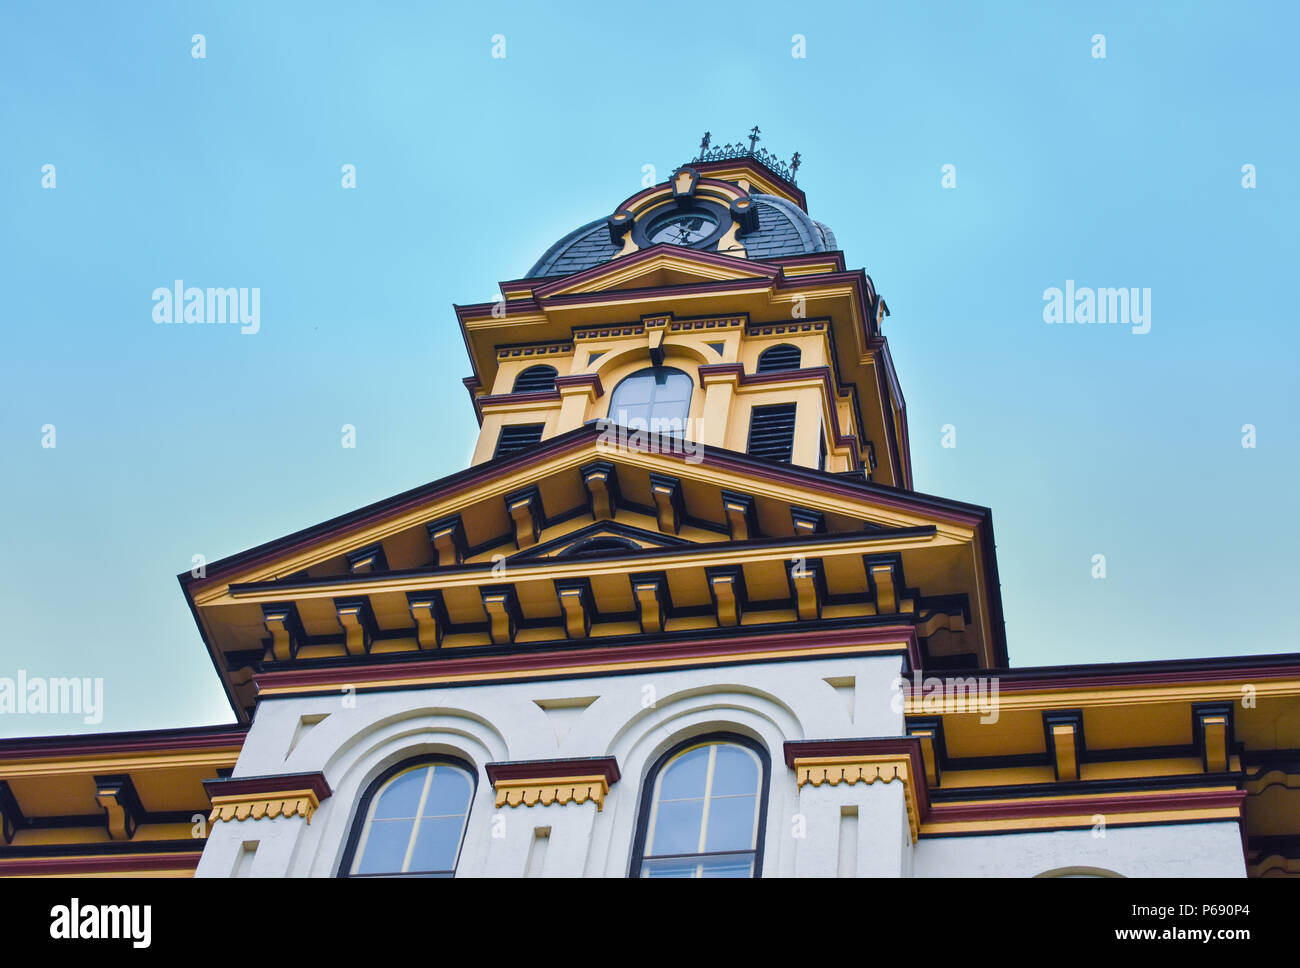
xmin=755 ymin=343 xmax=802 ymax=373
xmin=511 ymin=365 xmax=558 ymax=393
xmin=629 ymin=732 xmax=770 ymax=878
xmin=338 ymin=755 xmax=477 ymax=878
xmin=606 ymin=366 xmax=694 ymax=435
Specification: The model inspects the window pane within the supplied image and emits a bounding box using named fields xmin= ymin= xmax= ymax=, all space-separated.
xmin=710 ymin=745 xmax=759 ymax=796
xmin=423 ymin=766 xmax=471 ymax=817
xmin=649 ymin=798 xmax=704 ymax=856
xmin=704 ymin=794 xmax=757 ymax=852
xmin=658 ymin=746 xmax=710 ymax=799
xmin=641 ymin=857 xmax=700 ymax=878
xmin=372 ymin=767 xmax=428 ymax=819
xmin=355 ymin=818 xmax=414 ymax=874
xmin=408 ymin=815 xmax=466 ymax=873
xmin=699 ymin=854 xmax=755 ymax=878
xmin=614 ymin=375 xmax=654 ymax=406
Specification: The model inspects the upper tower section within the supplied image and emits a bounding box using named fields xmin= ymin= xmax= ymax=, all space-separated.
xmin=455 ymin=134 xmax=912 ymax=489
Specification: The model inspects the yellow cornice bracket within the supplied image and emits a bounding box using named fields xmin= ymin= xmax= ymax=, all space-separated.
xmin=204 ymin=772 xmax=332 ymax=826
xmin=334 ymin=598 xmax=374 ymax=657
xmin=648 ymin=474 xmax=682 ymax=535
xmin=93 ymin=774 xmax=143 ymax=841
xmin=707 ymin=568 xmax=743 ymax=627
xmin=480 ymin=587 xmax=519 ymax=646
xmin=556 ymin=582 xmax=591 ymax=639
xmin=407 ymin=592 xmax=442 ymax=650
xmin=645 ymin=316 xmax=669 ymax=366
xmin=1195 ymin=705 xmax=1232 ymax=774
xmin=868 ymin=561 xmax=898 ymax=615
xmin=581 ymin=461 xmax=617 ymax=521
xmin=506 ymin=487 xmax=543 ymax=549
xmin=425 ymin=515 xmax=467 ymax=566
xmin=632 ymin=576 xmax=665 ymax=634
xmin=907 ymin=727 xmax=941 ymax=788
xmin=486 ymin=757 xmax=620 ymax=813
xmin=1043 ymin=711 xmax=1084 ymax=782
xmin=261 ymin=604 xmax=302 ymax=662
xmin=791 ymin=754 xmax=920 ymax=843
xmin=721 ymin=491 xmax=757 ymax=542
xmin=789 ymin=558 xmax=822 ymax=621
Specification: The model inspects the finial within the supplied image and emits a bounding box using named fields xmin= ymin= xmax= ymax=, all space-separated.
xmin=698 ymin=131 xmax=711 ymax=160
xmin=748 ymin=125 xmax=762 ymax=154
xmin=790 ymin=152 xmax=801 ymax=177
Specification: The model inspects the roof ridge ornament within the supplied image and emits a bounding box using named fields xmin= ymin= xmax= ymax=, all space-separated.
xmin=691 ymin=127 xmax=801 ymax=185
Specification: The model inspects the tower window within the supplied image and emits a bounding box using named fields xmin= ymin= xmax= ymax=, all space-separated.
xmin=608 ymin=366 xmax=693 ymax=435
xmin=746 ymin=404 xmax=797 ymax=463
xmin=631 ymin=736 xmax=768 ymax=878
xmin=755 ymin=344 xmax=801 ymax=373
xmin=511 ymin=365 xmax=558 ymax=393
xmin=494 ymin=422 xmax=544 ymax=458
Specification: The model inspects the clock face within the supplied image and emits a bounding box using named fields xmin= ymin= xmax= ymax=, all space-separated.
xmin=646 ymin=209 xmax=719 ymax=246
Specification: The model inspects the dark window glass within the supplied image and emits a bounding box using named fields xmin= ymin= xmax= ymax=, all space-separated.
xmin=494 ymin=422 xmax=544 ymax=458
xmin=512 ymin=365 xmax=557 ymax=393
xmin=755 ymin=344 xmax=801 ymax=373
xmin=746 ymin=404 xmax=797 ymax=463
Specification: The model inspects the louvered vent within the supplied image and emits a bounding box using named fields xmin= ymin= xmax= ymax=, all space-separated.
xmin=494 ymin=423 xmax=544 ymax=458
xmin=512 ymin=365 xmax=558 ymax=393
xmin=755 ymin=344 xmax=801 ymax=373
xmin=747 ymin=404 xmax=797 ymax=463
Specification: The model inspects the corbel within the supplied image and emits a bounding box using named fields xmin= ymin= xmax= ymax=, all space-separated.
xmin=1043 ymin=710 xmax=1085 ymax=782
xmin=406 ymin=590 xmax=445 ymax=649
xmin=262 ymin=603 xmax=306 ymax=662
xmin=648 ymin=473 xmax=684 ymax=535
xmin=481 ymin=585 xmax=522 ymax=645
xmin=345 ymin=543 xmax=388 ymax=574
xmin=555 ymin=579 xmax=593 ymax=640
xmin=706 ymin=566 xmax=746 ymax=627
xmin=790 ymin=506 xmax=825 ymax=536
xmin=787 ymin=557 xmax=825 ymax=621
xmin=505 ymin=486 xmax=544 ymax=549
xmin=581 ymin=460 xmax=620 ymax=521
xmin=204 ymin=772 xmax=332 ymax=824
xmin=645 ymin=315 xmax=670 ymax=367
xmin=866 ymin=555 xmax=901 ymax=615
xmin=334 ymin=597 xmax=378 ymax=657
xmin=630 ymin=572 xmax=667 ymax=634
xmin=93 ymin=774 xmax=145 ymax=841
xmin=906 ymin=718 xmax=946 ymax=788
xmin=425 ymin=514 xmax=468 ymax=567
xmin=1194 ymin=703 xmax=1235 ymax=774
xmin=0 ymin=781 xmax=25 ymax=844
xmin=729 ymin=195 xmax=760 ymax=233
xmin=486 ymin=757 xmax=621 ymax=812
xmin=720 ymin=490 xmax=759 ymax=542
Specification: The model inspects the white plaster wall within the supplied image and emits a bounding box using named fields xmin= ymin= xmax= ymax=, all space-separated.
xmin=912 ymin=822 xmax=1247 ymax=878
xmin=197 ymin=654 xmax=907 ymax=878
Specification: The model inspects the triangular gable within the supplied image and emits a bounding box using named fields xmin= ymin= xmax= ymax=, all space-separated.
xmin=532 ymin=244 xmax=779 ymax=300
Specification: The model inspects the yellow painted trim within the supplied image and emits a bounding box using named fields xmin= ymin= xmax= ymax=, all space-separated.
xmin=493 ymin=775 xmax=610 ymax=811
xmin=793 ymin=754 xmax=920 ymax=843
xmin=208 ymin=788 xmax=323 ymax=824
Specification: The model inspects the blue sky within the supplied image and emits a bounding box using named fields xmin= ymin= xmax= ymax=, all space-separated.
xmin=1 ymin=1 xmax=1296 ymax=736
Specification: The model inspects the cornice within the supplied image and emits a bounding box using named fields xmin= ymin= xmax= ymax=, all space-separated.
xmin=486 ymin=756 xmax=620 ymax=812
xmin=784 ymin=737 xmax=928 ymax=843
xmin=203 ymin=772 xmax=332 ymax=824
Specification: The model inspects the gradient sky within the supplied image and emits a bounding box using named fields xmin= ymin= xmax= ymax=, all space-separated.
xmin=2 ymin=0 xmax=1296 ymax=737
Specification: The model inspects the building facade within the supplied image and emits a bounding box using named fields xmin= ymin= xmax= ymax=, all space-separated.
xmin=2 ymin=143 xmax=1297 ymax=878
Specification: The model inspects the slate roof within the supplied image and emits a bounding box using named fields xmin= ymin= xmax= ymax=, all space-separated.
xmin=524 ymin=193 xmax=837 ymax=279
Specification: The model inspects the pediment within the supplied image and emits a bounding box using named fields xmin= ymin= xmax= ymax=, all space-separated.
xmin=532 ymin=244 xmax=779 ymax=300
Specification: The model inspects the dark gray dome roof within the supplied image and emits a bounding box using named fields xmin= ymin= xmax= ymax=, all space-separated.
xmin=525 ymin=194 xmax=837 ymax=279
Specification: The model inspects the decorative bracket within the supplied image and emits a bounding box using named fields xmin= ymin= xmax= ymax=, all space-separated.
xmin=94 ymin=774 xmax=145 ymax=841
xmin=204 ymin=772 xmax=332 ymax=825
xmin=426 ymin=515 xmax=468 ymax=567
xmin=486 ymin=757 xmax=621 ymax=813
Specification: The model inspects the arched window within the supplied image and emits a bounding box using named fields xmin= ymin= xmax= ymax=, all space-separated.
xmin=631 ymin=735 xmax=768 ymax=878
xmin=756 ymin=344 xmax=801 ymax=373
xmin=341 ymin=758 xmax=475 ymax=877
xmin=512 ymin=365 xmax=557 ymax=393
xmin=608 ymin=366 xmax=692 ymax=433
